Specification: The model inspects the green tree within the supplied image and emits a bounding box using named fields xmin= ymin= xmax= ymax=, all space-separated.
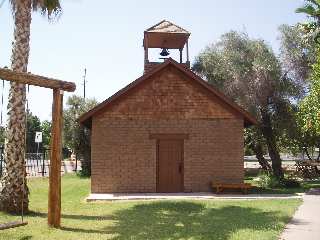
xmin=193 ymin=31 xmax=300 ymax=179
xmin=297 ymin=49 xmax=320 ymax=160
xmin=0 ymin=0 xmax=61 ymax=213
xmin=278 ymin=24 xmax=317 ymax=92
xmin=277 ymin=22 xmax=319 ymax=158
xmin=40 ymin=120 xmax=51 ymax=149
xmin=63 ymin=95 xmax=97 ymax=175
xmin=296 ymin=0 xmax=320 ymax=21
xmin=26 ymin=112 xmax=41 ymax=152
xmin=64 ymin=95 xmax=97 ymax=151
xmin=296 ymin=0 xmax=320 ymax=42
xmin=291 ymin=1 xmax=320 ymax=159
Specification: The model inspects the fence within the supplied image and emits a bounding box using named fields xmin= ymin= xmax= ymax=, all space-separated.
xmin=0 ymin=146 xmax=51 ymax=178
xmin=25 ymin=149 xmax=51 ymax=177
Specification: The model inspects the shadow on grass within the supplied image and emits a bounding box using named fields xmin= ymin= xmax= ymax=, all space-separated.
xmin=75 ymin=172 xmax=91 ymax=179
xmin=56 ymin=201 xmax=287 ymax=239
xmin=28 ymin=211 xmax=114 ymax=221
xmin=248 ymin=180 xmax=320 ymax=194
xmin=19 ymin=236 xmax=32 ymax=240
xmin=60 ymin=226 xmax=112 ymax=234
xmin=249 ymin=186 xmax=302 ymax=195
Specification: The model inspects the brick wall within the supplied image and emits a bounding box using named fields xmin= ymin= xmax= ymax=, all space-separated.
xmin=90 ymin=65 xmax=244 ymax=193
xmin=144 ymin=61 xmax=190 ymax=74
xmin=144 ymin=62 xmax=160 ymax=74
xmin=91 ymin=118 xmax=243 ymax=193
xmin=99 ymin=66 xmax=242 ymax=121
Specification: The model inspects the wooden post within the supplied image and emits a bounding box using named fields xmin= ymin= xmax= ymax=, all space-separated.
xmin=144 ymin=47 xmax=148 ymax=63
xmin=144 ymin=33 xmax=149 ymax=63
xmin=179 ymin=48 xmax=183 ymax=63
xmin=48 ymin=88 xmax=63 ymax=228
xmin=186 ymin=39 xmax=190 ymax=67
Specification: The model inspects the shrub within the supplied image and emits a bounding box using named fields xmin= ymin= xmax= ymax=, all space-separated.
xmin=256 ymin=171 xmax=281 ymax=188
xmin=281 ymin=178 xmax=301 ymax=188
xmin=256 ymin=171 xmax=301 ymax=189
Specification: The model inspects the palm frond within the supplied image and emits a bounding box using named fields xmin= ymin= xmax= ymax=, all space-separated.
xmin=8 ymin=0 xmax=15 ymax=12
xmin=8 ymin=0 xmax=61 ymax=20
xmin=296 ymin=4 xmax=317 ymax=15
xmin=308 ymin=0 xmax=320 ymax=8
xmin=32 ymin=0 xmax=62 ymax=20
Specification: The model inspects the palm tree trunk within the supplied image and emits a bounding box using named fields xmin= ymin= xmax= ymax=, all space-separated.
xmin=260 ymin=108 xmax=284 ymax=179
xmin=0 ymin=0 xmax=32 ymax=213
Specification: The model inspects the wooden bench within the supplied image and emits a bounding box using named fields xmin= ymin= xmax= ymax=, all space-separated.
xmin=213 ymin=183 xmax=252 ymax=194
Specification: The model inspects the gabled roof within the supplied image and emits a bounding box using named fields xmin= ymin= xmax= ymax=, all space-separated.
xmin=79 ymin=58 xmax=257 ymax=128
xmin=145 ymin=20 xmax=190 ymax=34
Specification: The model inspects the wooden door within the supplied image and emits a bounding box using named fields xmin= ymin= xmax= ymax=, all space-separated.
xmin=157 ymin=139 xmax=184 ymax=192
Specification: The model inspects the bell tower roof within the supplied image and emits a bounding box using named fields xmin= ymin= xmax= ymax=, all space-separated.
xmin=145 ymin=20 xmax=190 ymax=34
xmin=144 ymin=20 xmax=190 ymax=49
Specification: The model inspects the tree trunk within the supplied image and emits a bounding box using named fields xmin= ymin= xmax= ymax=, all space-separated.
xmin=253 ymin=143 xmax=272 ymax=171
xmin=303 ymin=147 xmax=314 ymax=161
xmin=78 ymin=126 xmax=91 ymax=176
xmin=0 ymin=0 xmax=32 ymax=213
xmin=260 ymin=108 xmax=283 ymax=179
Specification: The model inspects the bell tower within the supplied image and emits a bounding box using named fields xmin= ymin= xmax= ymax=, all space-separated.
xmin=143 ymin=20 xmax=191 ymax=73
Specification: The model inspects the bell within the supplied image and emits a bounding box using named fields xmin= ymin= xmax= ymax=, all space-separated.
xmin=160 ymin=48 xmax=170 ymax=57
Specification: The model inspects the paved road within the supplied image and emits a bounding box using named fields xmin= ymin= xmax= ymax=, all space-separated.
xmin=244 ymin=161 xmax=296 ymax=170
xmin=280 ymin=188 xmax=320 ymax=240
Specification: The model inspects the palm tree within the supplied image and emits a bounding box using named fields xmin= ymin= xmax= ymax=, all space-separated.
xmin=296 ymin=0 xmax=320 ymax=43
xmin=0 ymin=0 xmax=61 ymax=213
xmin=296 ymin=0 xmax=320 ymax=22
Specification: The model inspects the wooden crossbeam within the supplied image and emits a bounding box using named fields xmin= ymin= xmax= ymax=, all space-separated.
xmin=0 ymin=68 xmax=76 ymax=92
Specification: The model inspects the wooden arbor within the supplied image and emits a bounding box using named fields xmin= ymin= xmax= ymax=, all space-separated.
xmin=0 ymin=68 xmax=76 ymax=228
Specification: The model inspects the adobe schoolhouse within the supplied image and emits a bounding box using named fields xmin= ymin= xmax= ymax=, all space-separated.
xmin=79 ymin=20 xmax=256 ymax=193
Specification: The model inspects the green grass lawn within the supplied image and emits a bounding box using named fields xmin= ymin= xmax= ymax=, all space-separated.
xmin=0 ymin=174 xmax=301 ymax=240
